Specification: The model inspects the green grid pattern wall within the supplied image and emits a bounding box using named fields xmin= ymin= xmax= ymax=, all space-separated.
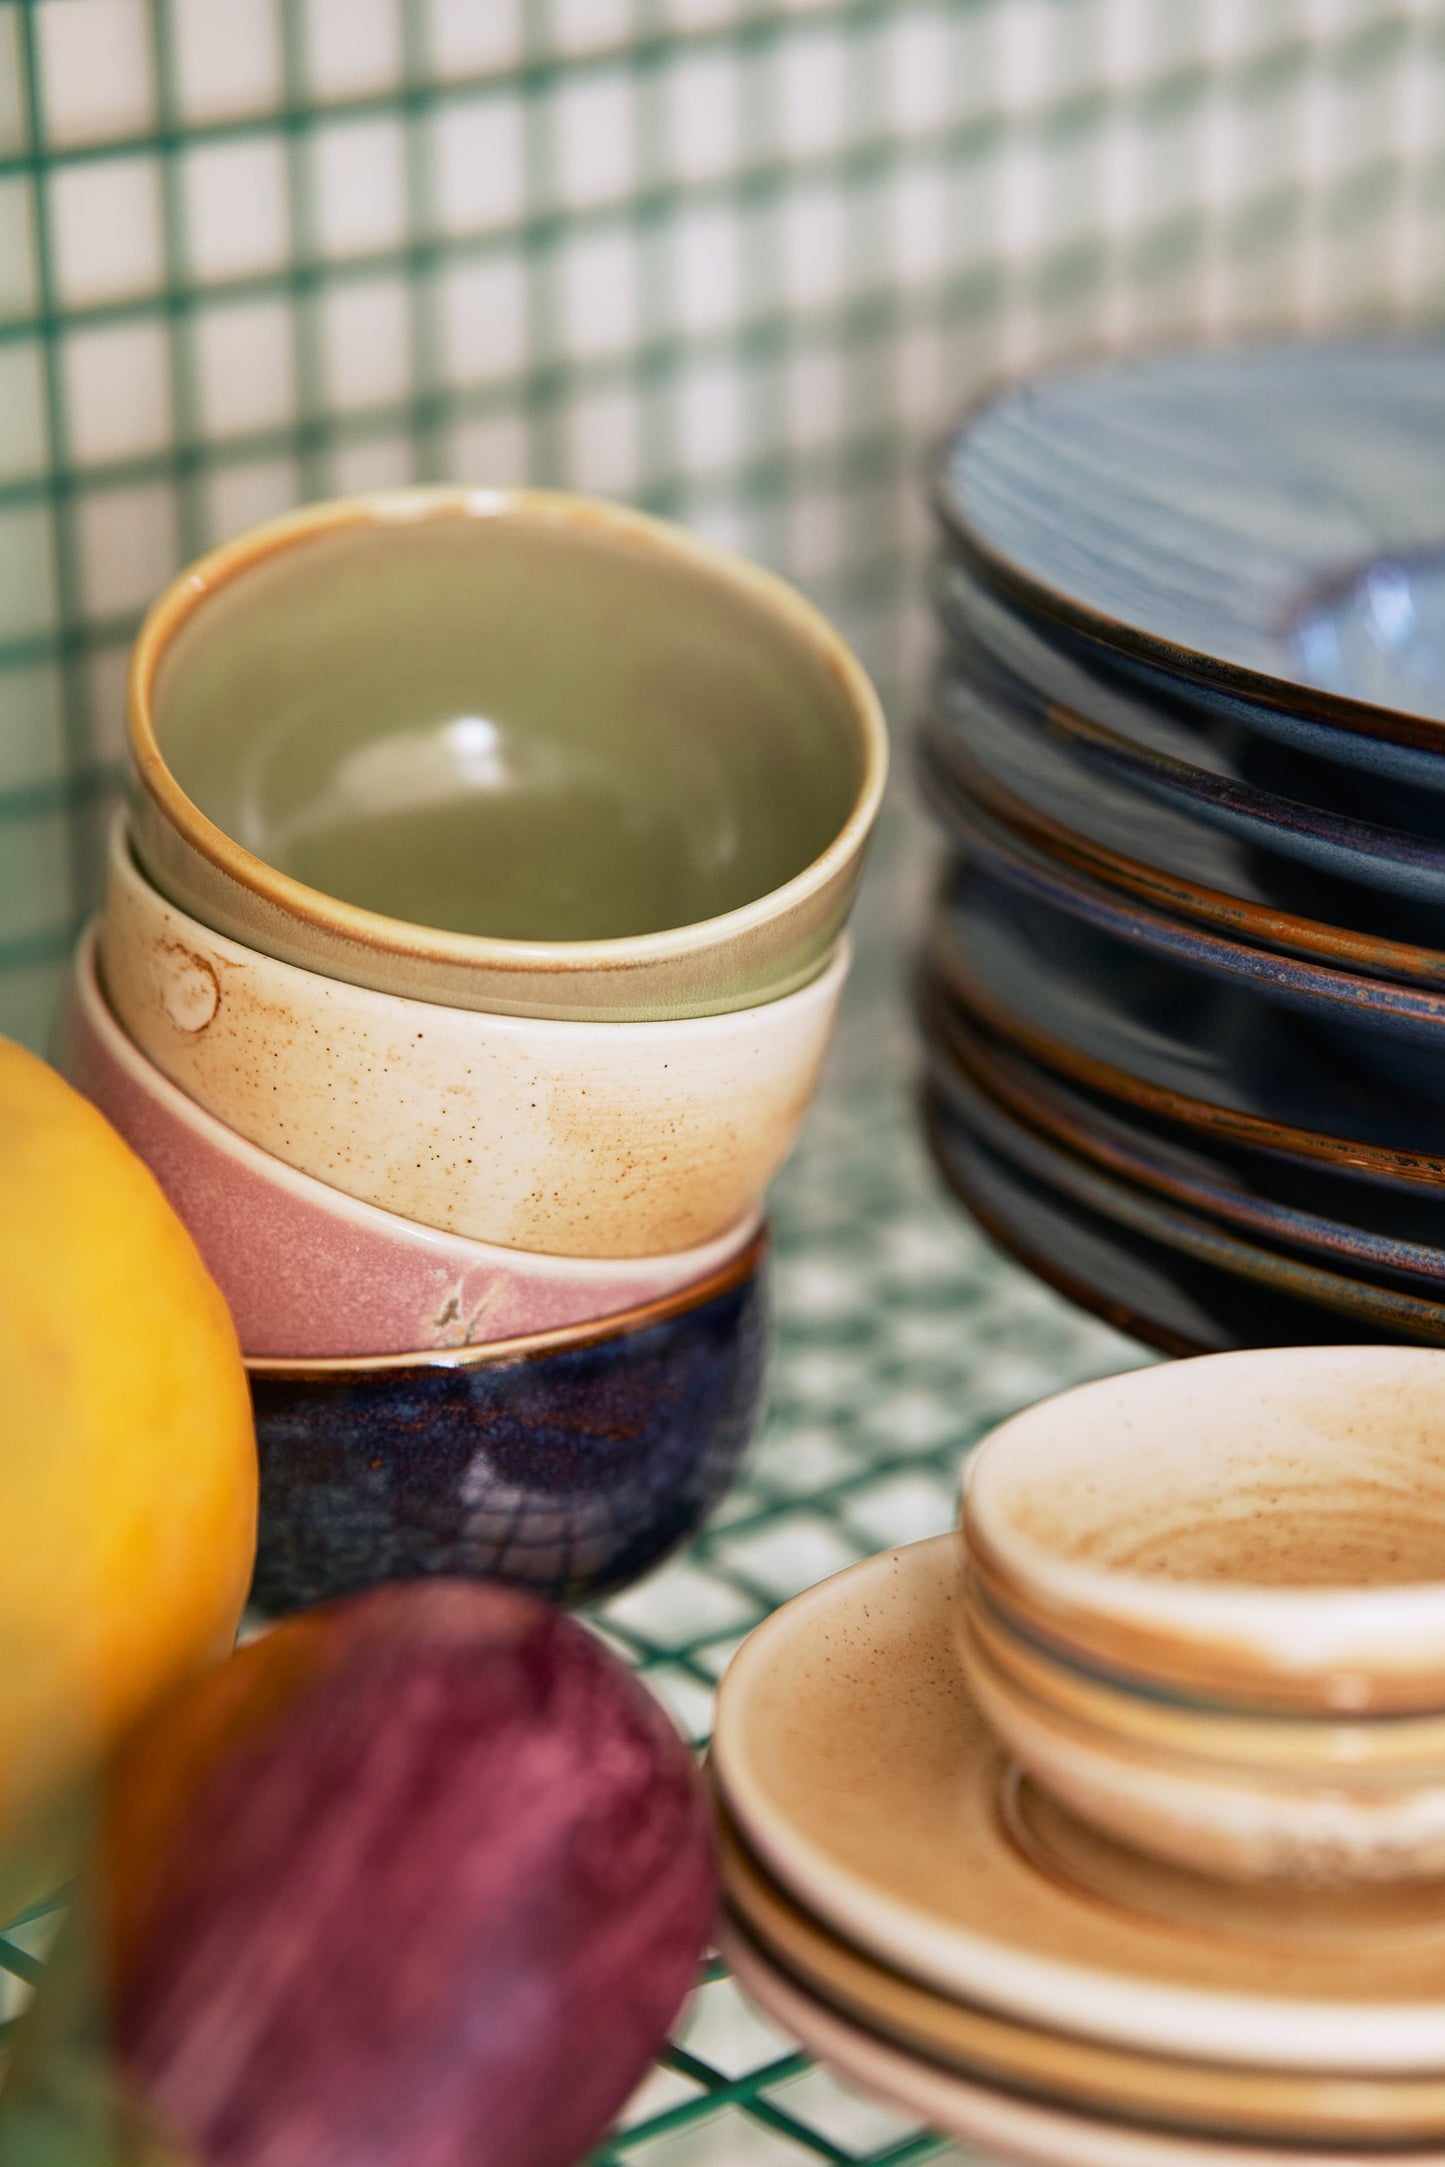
xmin=3 ymin=0 xmax=1445 ymax=1048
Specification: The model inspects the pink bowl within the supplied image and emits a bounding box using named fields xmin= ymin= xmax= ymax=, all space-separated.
xmin=55 ymin=926 xmax=762 ymax=1360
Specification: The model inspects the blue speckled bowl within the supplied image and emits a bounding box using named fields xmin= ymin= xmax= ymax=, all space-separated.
xmin=247 ymin=1227 xmax=770 ymax=1614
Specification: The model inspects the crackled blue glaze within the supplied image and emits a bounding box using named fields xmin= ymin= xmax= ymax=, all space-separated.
xmin=248 ymin=1243 xmax=770 ymax=1614
xmin=937 ymin=337 xmax=1445 ymax=732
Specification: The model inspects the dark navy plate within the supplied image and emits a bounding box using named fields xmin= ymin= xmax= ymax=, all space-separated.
xmin=935 ymin=337 xmax=1445 ymax=750
xmin=932 ymin=547 xmax=1445 ymax=798
xmin=925 ymin=1019 xmax=1445 ymax=1293
xmin=923 ymin=1090 xmax=1445 ymax=1352
xmin=926 ymin=861 xmax=1445 ymax=1158
xmin=926 ymin=599 xmax=1445 ymax=911
xmin=931 ymin=801 xmax=1445 ymax=1118
xmin=923 ymin=1095 xmax=1413 ymax=1355
xmin=918 ymin=682 xmax=1445 ymax=982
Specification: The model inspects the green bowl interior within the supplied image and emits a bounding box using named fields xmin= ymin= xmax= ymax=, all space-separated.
xmin=152 ymin=514 xmax=867 ymax=945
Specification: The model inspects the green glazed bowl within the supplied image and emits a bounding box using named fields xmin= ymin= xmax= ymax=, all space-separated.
xmin=126 ymin=489 xmax=888 ymax=1021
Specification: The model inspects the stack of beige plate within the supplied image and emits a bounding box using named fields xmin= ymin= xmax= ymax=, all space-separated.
xmin=711 ymin=1348 xmax=1445 ymax=2166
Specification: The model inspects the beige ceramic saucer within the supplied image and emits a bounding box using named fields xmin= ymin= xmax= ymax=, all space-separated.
xmin=723 ymin=1915 xmax=1445 ymax=2167
xmin=710 ymin=1537 xmax=1445 ymax=2073
xmin=719 ymin=1808 xmax=1445 ymax=2143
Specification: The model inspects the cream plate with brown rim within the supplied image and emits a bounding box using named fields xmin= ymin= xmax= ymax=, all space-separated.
xmin=710 ymin=1536 xmax=1445 ymax=2072
xmin=718 ymin=1807 xmax=1445 ymax=2144
xmin=723 ymin=1913 xmax=1445 ymax=2167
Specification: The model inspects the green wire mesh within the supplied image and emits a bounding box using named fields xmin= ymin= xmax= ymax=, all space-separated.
xmin=2 ymin=1 xmax=1444 ymax=2157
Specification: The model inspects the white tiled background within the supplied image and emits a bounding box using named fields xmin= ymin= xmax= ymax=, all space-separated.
xmin=3 ymin=0 xmax=1444 ymax=1046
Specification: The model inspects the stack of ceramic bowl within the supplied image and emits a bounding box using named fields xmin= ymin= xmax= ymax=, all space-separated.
xmin=915 ymin=334 xmax=1445 ymax=1354
xmin=58 ymin=489 xmax=886 ymax=1615
xmin=712 ymin=1348 xmax=1445 ymax=2166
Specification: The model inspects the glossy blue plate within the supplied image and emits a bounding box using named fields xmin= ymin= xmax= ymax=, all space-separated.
xmin=936 ymin=338 xmax=1445 ymax=761
xmin=932 ymin=549 xmax=1445 ymax=814
xmin=926 ymin=1065 xmax=1445 ymax=1343
xmin=927 ymin=592 xmax=1445 ymax=910
xmin=923 ymin=1092 xmax=1426 ymax=1354
xmin=936 ymin=791 xmax=1445 ymax=1074
xmin=926 ymin=860 xmax=1445 ymax=1158
xmin=924 ymin=1010 xmax=1445 ymax=1291
xmin=918 ymin=670 xmax=1445 ymax=973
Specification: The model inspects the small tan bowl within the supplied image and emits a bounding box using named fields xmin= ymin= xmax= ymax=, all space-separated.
xmin=126 ymin=488 xmax=888 ymax=1023
xmin=958 ymin=1587 xmax=1445 ymax=1884
xmin=959 ymin=1571 xmax=1445 ymax=1779
xmin=962 ymin=1347 xmax=1445 ymax=1715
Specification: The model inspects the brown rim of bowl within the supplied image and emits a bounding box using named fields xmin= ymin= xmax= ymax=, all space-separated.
xmin=915 ymin=720 xmax=1445 ymax=992
xmin=920 ymin=919 xmax=1445 ymax=1194
xmin=927 ymin=327 xmax=1445 ymax=757
xmin=128 ymin=488 xmax=889 ymax=980
xmin=246 ymin=1220 xmax=769 ymax=1378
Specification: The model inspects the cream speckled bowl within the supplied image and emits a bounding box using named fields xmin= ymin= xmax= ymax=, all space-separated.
xmin=962 ymin=1347 xmax=1445 ymax=1715
xmin=99 ymin=819 xmax=847 ymax=1259
xmin=126 ymin=488 xmax=887 ymax=1022
xmin=56 ymin=924 xmax=761 ymax=1358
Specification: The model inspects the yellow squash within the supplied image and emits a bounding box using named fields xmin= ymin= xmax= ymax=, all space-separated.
xmin=0 ymin=1036 xmax=257 ymax=1892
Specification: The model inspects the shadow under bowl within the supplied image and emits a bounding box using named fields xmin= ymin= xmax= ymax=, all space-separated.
xmin=246 ymin=1227 xmax=771 ymax=1614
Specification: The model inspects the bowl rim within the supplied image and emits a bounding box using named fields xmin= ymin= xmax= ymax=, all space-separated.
xmin=128 ymin=486 xmax=889 ymax=980
xmin=246 ymin=1220 xmax=769 ymax=1377
xmin=106 ymin=811 xmax=853 ymax=1044
xmin=961 ymin=1349 xmax=1445 ymax=1691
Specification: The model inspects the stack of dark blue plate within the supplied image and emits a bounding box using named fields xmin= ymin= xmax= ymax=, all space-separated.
xmin=917 ymin=336 xmax=1445 ymax=1354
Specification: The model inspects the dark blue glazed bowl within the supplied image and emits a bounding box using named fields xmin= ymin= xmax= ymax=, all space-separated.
xmin=247 ymin=1227 xmax=770 ymax=1615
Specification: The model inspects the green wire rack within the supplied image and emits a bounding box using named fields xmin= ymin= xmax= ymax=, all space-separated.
xmin=2 ymin=2 xmax=1444 ymax=2157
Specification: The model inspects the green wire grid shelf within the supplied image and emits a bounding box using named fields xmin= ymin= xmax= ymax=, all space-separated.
xmin=3 ymin=1 xmax=1445 ymax=2157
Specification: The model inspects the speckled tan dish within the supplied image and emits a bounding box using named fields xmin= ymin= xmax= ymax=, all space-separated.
xmin=126 ymin=488 xmax=888 ymax=1022
xmin=719 ymin=1807 xmax=1445 ymax=2145
xmin=964 ymin=1350 xmax=1445 ymax=1715
xmin=724 ymin=1915 xmax=1445 ymax=2167
xmin=98 ymin=820 xmax=848 ymax=1259
xmin=958 ymin=1583 xmax=1445 ymax=1885
xmin=711 ymin=1537 xmax=1445 ymax=2073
